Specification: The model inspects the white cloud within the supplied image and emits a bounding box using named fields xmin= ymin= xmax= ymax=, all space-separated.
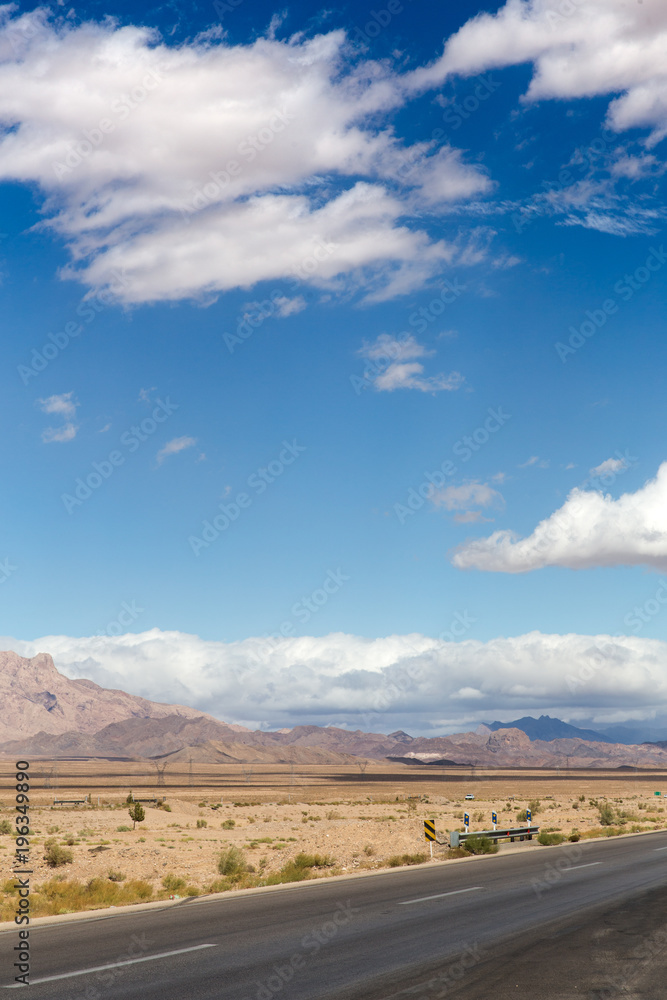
xmin=0 ymin=10 xmax=491 ymax=305
xmin=37 ymin=391 xmax=78 ymax=443
xmin=156 ymin=435 xmax=197 ymax=464
xmin=274 ymin=295 xmax=306 ymax=318
xmin=359 ymin=334 xmax=464 ymax=393
xmin=6 ymin=628 xmax=667 ymax=731
xmin=452 ymin=461 xmax=667 ymax=573
xmin=408 ymin=0 xmax=667 ymax=147
xmin=590 ymin=456 xmax=629 ymax=478
xmin=38 ymin=392 xmax=77 ymax=420
xmin=431 ymin=481 xmax=504 ymax=512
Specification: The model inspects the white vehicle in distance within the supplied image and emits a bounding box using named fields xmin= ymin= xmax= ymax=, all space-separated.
xmin=464 ymin=793 xmax=475 ymax=800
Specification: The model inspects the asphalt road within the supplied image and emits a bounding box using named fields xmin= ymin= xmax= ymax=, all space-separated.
xmin=2 ymin=832 xmax=667 ymax=999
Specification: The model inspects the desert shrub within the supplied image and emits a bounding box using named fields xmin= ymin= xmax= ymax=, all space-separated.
xmin=116 ymin=825 xmax=131 ymax=832
xmin=294 ymin=852 xmax=334 ymax=869
xmin=446 ymin=846 xmax=469 ymax=859
xmin=107 ymin=870 xmax=125 ymax=882
xmin=158 ymin=802 xmax=172 ymax=812
xmin=528 ymin=800 xmax=541 ymax=815
xmin=64 ymin=836 xmax=77 ymax=846
xmin=162 ymin=874 xmax=187 ymax=893
xmin=474 ymin=811 xmax=485 ymax=822
xmin=363 ymin=844 xmax=375 ymax=856
xmin=387 ymin=853 xmax=429 ymax=867
xmin=196 ymin=819 xmax=207 ymax=829
xmin=0 ymin=820 xmax=12 ymax=835
xmin=44 ymin=839 xmax=73 ymax=868
xmin=185 ymin=886 xmax=201 ymax=896
xmin=599 ymin=803 xmax=616 ymax=826
xmin=516 ymin=809 xmax=528 ymax=822
xmin=198 ymin=801 xmax=207 ymax=808
xmin=47 ymin=825 xmax=60 ymax=834
xmin=568 ymin=833 xmax=580 ymax=842
xmin=221 ymin=819 xmax=235 ymax=829
xmin=572 ymin=801 xmax=579 ymax=810
xmin=207 ymin=878 xmax=232 ymax=893
xmin=217 ymin=846 xmax=248 ymax=881
xmin=537 ymin=832 xmax=565 ymax=846
xmin=326 ymin=810 xmax=342 ymax=820
xmin=464 ymin=836 xmax=498 ymax=855
xmin=579 ymin=794 xmax=585 ymax=802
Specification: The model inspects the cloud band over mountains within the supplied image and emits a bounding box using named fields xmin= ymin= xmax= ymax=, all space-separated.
xmin=4 ymin=628 xmax=667 ymax=734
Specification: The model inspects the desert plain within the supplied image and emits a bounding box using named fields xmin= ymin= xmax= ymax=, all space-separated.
xmin=2 ymin=759 xmax=667 ymax=919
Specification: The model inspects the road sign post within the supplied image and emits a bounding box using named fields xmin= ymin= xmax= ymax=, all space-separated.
xmin=464 ymin=812 xmax=469 ymax=833
xmin=492 ymin=811 xmax=497 ymax=831
xmin=526 ymin=808 xmax=531 ymax=826
xmin=424 ymin=819 xmax=436 ymax=857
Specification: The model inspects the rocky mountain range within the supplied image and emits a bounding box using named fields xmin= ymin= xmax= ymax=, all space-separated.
xmin=4 ymin=648 xmax=667 ymax=769
xmin=0 ymin=649 xmax=213 ymax=743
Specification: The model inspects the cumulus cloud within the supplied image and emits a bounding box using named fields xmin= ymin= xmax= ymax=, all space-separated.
xmin=359 ymin=334 xmax=464 ymax=393
xmin=0 ymin=10 xmax=491 ymax=305
xmin=38 ymin=391 xmax=78 ymax=443
xmin=452 ymin=461 xmax=667 ymax=573
xmin=408 ymin=0 xmax=667 ymax=147
xmin=5 ymin=628 xmax=667 ymax=732
xmin=156 ymin=435 xmax=197 ymax=464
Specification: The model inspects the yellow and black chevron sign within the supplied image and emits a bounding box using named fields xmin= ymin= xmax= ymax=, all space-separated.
xmin=424 ymin=819 xmax=436 ymax=842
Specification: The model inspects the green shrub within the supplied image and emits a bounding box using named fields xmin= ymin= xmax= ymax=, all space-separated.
xmin=568 ymin=833 xmax=580 ymax=842
xmin=162 ymin=874 xmax=187 ymax=893
xmin=537 ymin=832 xmax=565 ymax=846
xmin=293 ymin=853 xmax=334 ymax=869
xmin=221 ymin=819 xmax=235 ymax=829
xmin=463 ymin=836 xmax=498 ymax=855
xmin=0 ymin=820 xmax=12 ymax=835
xmin=107 ymin=870 xmax=125 ymax=882
xmin=599 ymin=803 xmax=616 ymax=826
xmin=44 ymin=839 xmax=73 ymax=868
xmin=528 ymin=800 xmax=541 ymax=815
xmin=217 ymin=846 xmax=248 ymax=881
xmin=196 ymin=819 xmax=207 ymax=829
xmin=363 ymin=844 xmax=375 ymax=856
xmin=516 ymin=809 xmax=528 ymax=822
xmin=386 ymin=852 xmax=429 ymax=867
xmin=116 ymin=825 xmax=131 ymax=832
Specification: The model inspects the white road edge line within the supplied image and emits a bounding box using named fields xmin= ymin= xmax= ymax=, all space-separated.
xmin=654 ymin=846 xmax=667 ymax=851
xmin=399 ymin=887 xmax=483 ymax=905
xmin=561 ymin=863 xmax=602 ymax=871
xmin=3 ymin=944 xmax=216 ymax=988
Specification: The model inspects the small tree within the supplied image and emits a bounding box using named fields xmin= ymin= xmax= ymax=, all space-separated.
xmin=128 ymin=802 xmax=145 ymax=830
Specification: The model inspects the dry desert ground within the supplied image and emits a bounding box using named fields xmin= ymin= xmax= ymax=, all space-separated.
xmin=2 ymin=760 xmax=667 ymax=918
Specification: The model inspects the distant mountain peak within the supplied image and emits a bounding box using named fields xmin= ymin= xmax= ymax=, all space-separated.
xmin=486 ymin=715 xmax=614 ymax=744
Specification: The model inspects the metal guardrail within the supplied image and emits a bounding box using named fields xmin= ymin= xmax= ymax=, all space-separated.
xmin=53 ymin=797 xmax=88 ymax=805
xmin=449 ymin=825 xmax=540 ymax=847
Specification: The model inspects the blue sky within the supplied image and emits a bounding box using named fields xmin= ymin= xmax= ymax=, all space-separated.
xmin=2 ymin=0 xmax=667 ymax=734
